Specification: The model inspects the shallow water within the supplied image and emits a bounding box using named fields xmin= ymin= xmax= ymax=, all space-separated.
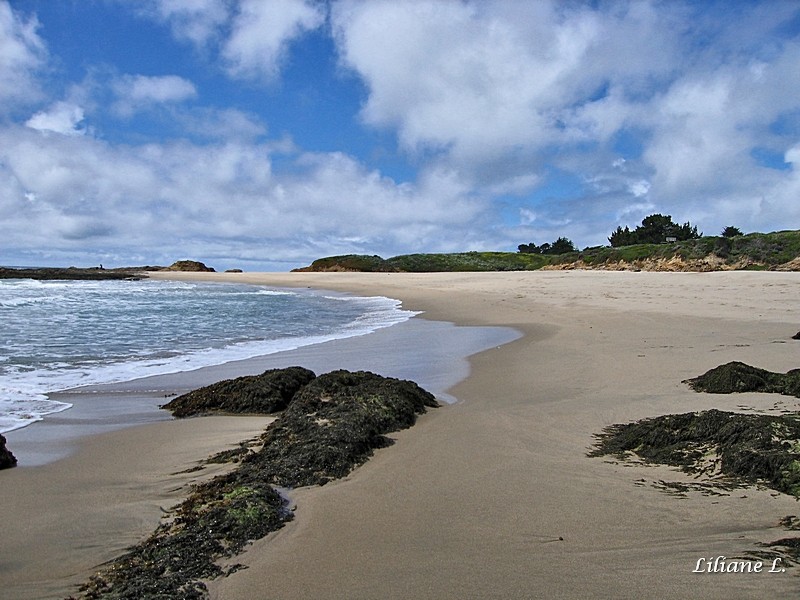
xmin=0 ymin=278 xmax=417 ymax=432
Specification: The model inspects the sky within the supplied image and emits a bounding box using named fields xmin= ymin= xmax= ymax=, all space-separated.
xmin=2 ymin=0 xmax=800 ymax=271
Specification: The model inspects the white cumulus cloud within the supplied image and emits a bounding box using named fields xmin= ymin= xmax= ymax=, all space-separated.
xmin=222 ymin=0 xmax=326 ymax=81
xmin=25 ymin=102 xmax=86 ymax=136
xmin=111 ymin=74 xmax=198 ymax=117
xmin=0 ymin=1 xmax=47 ymax=109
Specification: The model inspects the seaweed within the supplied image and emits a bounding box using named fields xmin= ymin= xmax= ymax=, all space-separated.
xmin=70 ymin=368 xmax=437 ymax=599
xmin=247 ymin=370 xmax=438 ymax=487
xmin=77 ymin=475 xmax=288 ymax=600
xmin=590 ymin=361 xmax=800 ymax=568
xmin=161 ymin=367 xmax=316 ymax=417
xmin=590 ymin=409 xmax=800 ymax=497
xmin=684 ymin=361 xmax=800 ymax=398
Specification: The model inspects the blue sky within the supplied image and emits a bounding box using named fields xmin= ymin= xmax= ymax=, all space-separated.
xmin=2 ymin=0 xmax=800 ymax=270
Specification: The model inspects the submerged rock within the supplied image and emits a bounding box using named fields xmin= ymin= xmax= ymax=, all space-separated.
xmin=161 ymin=367 xmax=317 ymax=417
xmin=0 ymin=434 xmax=17 ymax=469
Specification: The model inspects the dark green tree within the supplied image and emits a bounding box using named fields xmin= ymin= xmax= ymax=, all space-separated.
xmin=546 ymin=237 xmax=577 ymax=255
xmin=608 ymin=225 xmax=637 ymax=247
xmin=517 ymin=237 xmax=576 ymax=255
xmin=609 ymin=214 xmax=701 ymax=247
xmin=721 ymin=226 xmax=743 ymax=238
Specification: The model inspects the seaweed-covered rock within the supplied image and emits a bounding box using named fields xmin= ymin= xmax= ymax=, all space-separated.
xmin=590 ymin=409 xmax=800 ymax=497
xmin=684 ymin=361 xmax=800 ymax=398
xmin=72 ymin=369 xmax=438 ymax=599
xmin=249 ymin=370 xmax=438 ymax=487
xmin=162 ymin=367 xmax=316 ymax=417
xmin=77 ymin=471 xmax=290 ymax=600
xmin=0 ymin=434 xmax=16 ymax=469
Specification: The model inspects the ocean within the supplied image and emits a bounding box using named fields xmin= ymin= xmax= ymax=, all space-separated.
xmin=0 ymin=278 xmax=418 ymax=433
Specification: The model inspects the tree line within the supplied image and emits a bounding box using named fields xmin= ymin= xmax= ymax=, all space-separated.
xmin=608 ymin=214 xmax=699 ymax=247
xmin=518 ymin=214 xmax=744 ymax=255
xmin=517 ymin=236 xmax=577 ymax=255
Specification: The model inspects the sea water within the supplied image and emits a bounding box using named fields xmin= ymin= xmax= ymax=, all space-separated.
xmin=0 ymin=278 xmax=418 ymax=433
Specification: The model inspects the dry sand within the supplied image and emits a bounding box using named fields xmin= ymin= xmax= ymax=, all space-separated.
xmin=3 ymin=270 xmax=800 ymax=599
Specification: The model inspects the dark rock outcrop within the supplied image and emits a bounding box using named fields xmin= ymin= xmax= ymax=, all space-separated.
xmin=793 ymin=331 xmax=800 ymax=340
xmin=590 ymin=409 xmax=800 ymax=497
xmin=684 ymin=361 xmax=800 ymax=398
xmin=75 ymin=368 xmax=438 ymax=599
xmin=0 ymin=267 xmax=143 ymax=280
xmin=0 ymin=434 xmax=17 ymax=469
xmin=164 ymin=260 xmax=215 ymax=272
xmin=161 ymin=367 xmax=316 ymax=417
xmin=250 ymin=369 xmax=439 ymax=486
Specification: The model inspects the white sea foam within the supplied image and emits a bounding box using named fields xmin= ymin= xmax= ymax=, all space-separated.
xmin=0 ymin=279 xmax=418 ymax=433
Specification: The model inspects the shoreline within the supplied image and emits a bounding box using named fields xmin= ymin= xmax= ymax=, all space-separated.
xmin=5 ymin=312 xmax=517 ymax=468
xmin=0 ymin=277 xmax=418 ymax=438
xmin=2 ymin=271 xmax=799 ymax=598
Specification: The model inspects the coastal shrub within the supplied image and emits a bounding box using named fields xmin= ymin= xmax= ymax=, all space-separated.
xmin=385 ymin=251 xmax=548 ymax=272
xmin=292 ymin=229 xmax=800 ymax=272
xmin=299 ymin=254 xmax=394 ymax=272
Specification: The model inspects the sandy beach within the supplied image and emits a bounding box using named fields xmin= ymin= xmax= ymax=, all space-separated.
xmin=3 ymin=270 xmax=799 ymax=599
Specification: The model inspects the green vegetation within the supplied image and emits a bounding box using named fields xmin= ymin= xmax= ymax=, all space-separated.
xmin=297 ymin=251 xmax=551 ymax=272
xmin=295 ymin=229 xmax=800 ymax=272
xmin=722 ymin=225 xmax=744 ymax=238
xmin=565 ymin=230 xmax=800 ymax=267
xmin=386 ymin=251 xmax=550 ymax=272
xmin=608 ymin=213 xmax=700 ymax=247
xmin=294 ymin=254 xmax=395 ymax=272
xmin=517 ymin=236 xmax=577 ymax=255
